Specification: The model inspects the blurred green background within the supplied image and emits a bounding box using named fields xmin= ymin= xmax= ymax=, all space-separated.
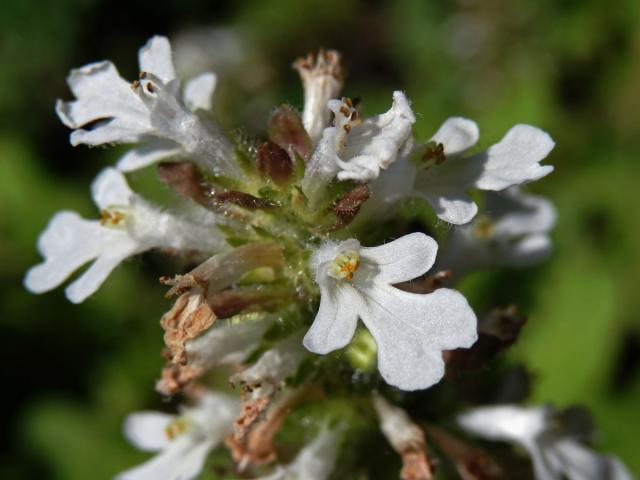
xmin=1 ymin=0 xmax=639 ymax=478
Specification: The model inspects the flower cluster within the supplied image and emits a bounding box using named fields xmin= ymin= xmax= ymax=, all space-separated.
xmin=25 ymin=36 xmax=633 ymax=479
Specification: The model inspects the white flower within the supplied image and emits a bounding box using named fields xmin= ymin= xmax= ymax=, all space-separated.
xmin=458 ymin=404 xmax=634 ymax=480
xmin=56 ymin=35 xmax=240 ymax=177
xmin=437 ymin=187 xmax=557 ymax=276
xmin=116 ymin=391 xmax=239 ymax=480
xmin=304 ymin=232 xmax=477 ymax=390
xmin=24 ymin=168 xmax=226 ymax=303
xmin=412 ymin=118 xmax=554 ymax=224
xmin=256 ymin=427 xmax=339 ymax=480
xmin=301 ymin=92 xmax=415 ymax=206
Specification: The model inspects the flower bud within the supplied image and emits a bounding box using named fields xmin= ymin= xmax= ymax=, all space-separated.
xmin=268 ymin=104 xmax=312 ymax=161
xmin=257 ymin=140 xmax=294 ymax=186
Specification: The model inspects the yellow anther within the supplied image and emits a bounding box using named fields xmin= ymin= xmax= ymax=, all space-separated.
xmin=472 ymin=215 xmax=496 ymax=239
xmin=164 ymin=418 xmax=190 ymax=440
xmin=420 ymin=141 xmax=446 ymax=168
xmin=328 ymin=250 xmax=361 ymax=281
xmin=99 ymin=209 xmax=126 ymax=227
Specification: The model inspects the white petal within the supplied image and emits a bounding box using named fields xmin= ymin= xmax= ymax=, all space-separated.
xmin=457 ymin=404 xmax=550 ymax=446
xmin=117 ymin=140 xmax=182 ymax=172
xmin=472 ymin=124 xmax=555 ymax=191
xmin=303 ymin=283 xmax=360 ymax=354
xmin=488 ymin=188 xmax=557 ymax=237
xmin=65 ymin=247 xmax=136 ymax=303
xmin=285 ymin=428 xmax=339 ymax=480
xmin=257 ymin=428 xmax=339 ymax=480
xmin=552 ymin=440 xmax=620 ymax=480
xmin=233 ymin=334 xmax=307 ymax=386
xmin=368 ymin=148 xmax=417 ymax=206
xmin=457 ymin=406 xmax=635 ymax=480
xmin=358 ymin=286 xmax=477 ymax=390
xmin=68 ymin=118 xmax=150 ymax=146
xmin=91 ymin=168 xmax=134 ymax=209
xmin=337 ymin=91 xmax=416 ymax=182
xmin=23 ymin=212 xmax=134 ymax=295
xmin=424 ymin=189 xmax=478 ymax=225
xmin=532 ymin=446 xmax=563 ymax=480
xmin=116 ymin=436 xmax=213 ymax=480
xmin=124 ymin=197 xmax=227 ymax=254
xmin=430 ymin=117 xmax=479 ymax=156
xmin=354 ymin=150 xmax=417 ymax=226
xmin=183 ymin=72 xmax=217 ymax=112
xmin=138 ymin=36 xmax=176 ymax=83
xmin=413 ymin=149 xmax=485 ymax=225
xmin=300 ymin=126 xmax=341 ymax=205
xmin=605 ymin=456 xmax=635 ymax=480
xmin=185 ymin=318 xmax=270 ymax=368
xmin=184 ymin=391 xmax=239 ymax=442
xmin=502 ymin=234 xmax=553 ymax=267
xmin=56 ymin=61 xmax=147 ymax=130
xmin=360 ymin=232 xmax=438 ymax=284
xmin=438 ymin=189 xmax=556 ymax=272
xmin=123 ymin=412 xmax=175 ymax=452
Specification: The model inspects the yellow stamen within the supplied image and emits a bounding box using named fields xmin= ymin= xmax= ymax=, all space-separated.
xmin=472 ymin=215 xmax=496 ymax=239
xmin=99 ymin=209 xmax=126 ymax=227
xmin=165 ymin=417 xmax=190 ymax=440
xmin=328 ymin=250 xmax=361 ymax=281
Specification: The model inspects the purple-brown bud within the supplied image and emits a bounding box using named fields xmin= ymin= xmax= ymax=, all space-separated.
xmin=257 ymin=140 xmax=294 ymax=186
xmin=328 ymin=184 xmax=371 ymax=230
xmin=157 ymin=162 xmax=208 ymax=205
xmin=268 ymin=105 xmax=312 ymax=161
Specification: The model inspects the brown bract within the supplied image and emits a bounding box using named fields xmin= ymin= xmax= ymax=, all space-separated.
xmin=329 ymin=184 xmax=371 ymax=230
xmin=396 ymin=270 xmax=453 ymax=294
xmin=209 ymin=287 xmax=287 ymax=320
xmin=211 ymin=190 xmax=278 ymax=210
